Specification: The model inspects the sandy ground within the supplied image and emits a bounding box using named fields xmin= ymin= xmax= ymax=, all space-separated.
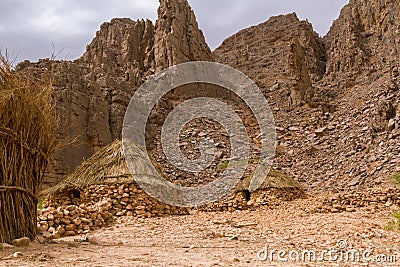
xmin=1 ymin=195 xmax=400 ymax=267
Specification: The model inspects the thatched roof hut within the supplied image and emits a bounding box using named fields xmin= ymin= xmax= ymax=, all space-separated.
xmin=235 ymin=169 xmax=302 ymax=193
xmin=40 ymin=140 xmax=130 ymax=197
xmin=41 ymin=139 xmax=302 ymax=200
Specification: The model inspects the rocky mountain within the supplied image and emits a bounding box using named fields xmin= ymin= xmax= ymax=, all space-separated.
xmin=16 ymin=0 xmax=212 ymax=184
xmin=17 ymin=0 xmax=400 ymax=192
xmin=324 ymin=0 xmax=400 ymax=87
xmin=214 ymin=13 xmax=325 ymax=109
xmin=214 ymin=0 xmax=400 ymax=191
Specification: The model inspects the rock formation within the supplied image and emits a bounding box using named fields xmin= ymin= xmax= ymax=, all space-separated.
xmin=214 ymin=0 xmax=400 ymax=191
xmin=17 ymin=0 xmax=212 ymax=185
xmin=324 ymin=0 xmax=400 ymax=86
xmin=154 ymin=0 xmax=213 ymax=71
xmin=213 ymin=13 xmax=325 ymax=111
xmin=15 ymin=0 xmax=400 ymax=192
xmin=288 ymin=38 xmax=314 ymax=108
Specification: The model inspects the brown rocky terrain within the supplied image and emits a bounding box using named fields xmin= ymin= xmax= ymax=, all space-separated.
xmin=213 ymin=13 xmax=325 ymax=103
xmin=2 ymin=195 xmax=400 ymax=266
xmin=16 ymin=0 xmax=212 ymax=185
xmin=16 ymin=0 xmax=400 ymax=192
xmin=214 ymin=0 xmax=400 ymax=192
xmin=2 ymin=0 xmax=400 ymax=266
xmin=324 ymin=0 xmax=400 ymax=85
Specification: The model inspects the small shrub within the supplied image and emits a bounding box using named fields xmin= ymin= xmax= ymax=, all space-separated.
xmin=37 ymin=199 xmax=43 ymax=210
xmin=385 ymin=211 xmax=400 ymax=231
xmin=393 ymin=172 xmax=400 ymax=184
xmin=217 ymin=161 xmax=229 ymax=170
xmin=217 ymin=156 xmax=260 ymax=170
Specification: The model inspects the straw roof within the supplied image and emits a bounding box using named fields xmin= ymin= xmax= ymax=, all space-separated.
xmin=42 ymin=139 xmax=302 ymax=197
xmin=235 ymin=169 xmax=303 ymax=193
xmin=40 ymin=140 xmax=129 ymax=196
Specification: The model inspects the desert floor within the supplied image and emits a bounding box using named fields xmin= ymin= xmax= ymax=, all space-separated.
xmin=1 ymin=194 xmax=400 ymax=267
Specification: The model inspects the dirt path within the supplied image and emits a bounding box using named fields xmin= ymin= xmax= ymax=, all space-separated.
xmin=1 ymin=196 xmax=400 ymax=267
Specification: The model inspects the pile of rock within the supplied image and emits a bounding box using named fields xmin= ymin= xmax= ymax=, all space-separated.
xmin=249 ymin=188 xmax=305 ymax=208
xmin=37 ymin=203 xmax=113 ymax=238
xmin=197 ymin=188 xmax=304 ymax=212
xmin=197 ymin=192 xmax=249 ymax=212
xmin=42 ymin=182 xmax=190 ymax=221
xmin=83 ymin=183 xmax=190 ymax=217
xmin=41 ymin=181 xmax=304 ymax=238
xmin=313 ymin=187 xmax=400 ymax=213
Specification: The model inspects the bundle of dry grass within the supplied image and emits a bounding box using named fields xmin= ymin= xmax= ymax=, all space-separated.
xmin=0 ymin=54 xmax=57 ymax=243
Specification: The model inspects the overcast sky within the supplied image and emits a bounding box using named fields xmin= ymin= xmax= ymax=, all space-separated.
xmin=0 ymin=0 xmax=348 ymax=63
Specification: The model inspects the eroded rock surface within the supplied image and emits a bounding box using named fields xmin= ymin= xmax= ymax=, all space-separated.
xmin=17 ymin=0 xmax=212 ymax=184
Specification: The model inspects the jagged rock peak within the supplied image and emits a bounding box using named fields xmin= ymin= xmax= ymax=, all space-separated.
xmin=214 ymin=12 xmax=325 ymax=95
xmin=18 ymin=0 xmax=216 ymax=185
xmin=324 ymin=0 xmax=400 ymax=84
xmin=154 ymin=0 xmax=213 ymax=71
xmin=81 ymin=18 xmax=155 ymax=74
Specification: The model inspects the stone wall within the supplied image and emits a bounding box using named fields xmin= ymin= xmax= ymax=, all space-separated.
xmin=39 ymin=184 xmax=400 ymax=239
xmin=313 ymin=187 xmax=400 ymax=213
xmin=39 ymin=183 xmax=303 ymax=238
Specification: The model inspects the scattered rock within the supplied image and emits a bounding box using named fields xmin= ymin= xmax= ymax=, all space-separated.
xmin=313 ymin=187 xmax=400 ymax=214
xmin=1 ymin=243 xmax=14 ymax=249
xmin=12 ymin=252 xmax=23 ymax=258
xmin=315 ymin=127 xmax=327 ymax=137
xmin=12 ymin=237 xmax=30 ymax=247
xmin=87 ymin=236 xmax=104 ymax=246
xmin=289 ymin=127 xmax=301 ymax=132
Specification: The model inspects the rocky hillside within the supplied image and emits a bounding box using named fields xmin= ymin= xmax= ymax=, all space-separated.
xmin=214 ymin=13 xmax=325 ymax=108
xmin=214 ymin=0 xmax=400 ymax=191
xmin=324 ymin=0 xmax=400 ymax=87
xmin=16 ymin=0 xmax=212 ymax=184
xmin=17 ymin=0 xmax=400 ymax=192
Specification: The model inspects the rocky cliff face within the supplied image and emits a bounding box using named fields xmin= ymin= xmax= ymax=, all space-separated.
xmin=17 ymin=0 xmax=212 ymax=184
xmin=214 ymin=13 xmax=325 ymax=110
xmin=214 ymin=0 xmax=400 ymax=191
xmin=16 ymin=0 xmax=400 ymax=191
xmin=324 ymin=0 xmax=400 ymax=87
xmin=79 ymin=18 xmax=155 ymax=141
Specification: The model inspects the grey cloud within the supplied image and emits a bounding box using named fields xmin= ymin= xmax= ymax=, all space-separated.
xmin=189 ymin=0 xmax=349 ymax=49
xmin=0 ymin=0 xmax=348 ymax=62
xmin=0 ymin=0 xmax=158 ymax=62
